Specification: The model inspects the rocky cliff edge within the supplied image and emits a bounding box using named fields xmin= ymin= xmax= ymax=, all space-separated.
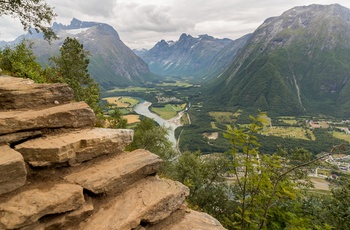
xmin=0 ymin=76 xmax=225 ymax=230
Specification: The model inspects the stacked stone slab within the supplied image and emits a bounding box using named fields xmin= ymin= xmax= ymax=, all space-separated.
xmin=0 ymin=145 xmax=27 ymax=195
xmin=0 ymin=76 xmax=225 ymax=230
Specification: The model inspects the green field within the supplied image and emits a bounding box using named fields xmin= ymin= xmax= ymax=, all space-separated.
xmin=103 ymin=96 xmax=139 ymax=108
xmin=282 ymin=119 xmax=298 ymax=125
xmin=261 ymin=126 xmax=314 ymax=140
xmin=151 ymin=104 xmax=186 ymax=119
xmin=123 ymin=114 xmax=140 ymax=124
xmin=107 ymin=87 xmax=156 ymax=93
xmin=332 ymin=131 xmax=350 ymax=143
xmin=156 ymin=81 xmax=192 ymax=87
xmin=209 ymin=111 xmax=235 ymax=123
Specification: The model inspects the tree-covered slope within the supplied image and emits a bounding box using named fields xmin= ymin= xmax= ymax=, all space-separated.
xmin=205 ymin=4 xmax=350 ymax=117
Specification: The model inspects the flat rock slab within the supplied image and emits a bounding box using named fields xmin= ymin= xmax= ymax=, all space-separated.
xmin=0 ymin=101 xmax=95 ymax=135
xmin=0 ymin=76 xmax=73 ymax=110
xmin=0 ymin=145 xmax=27 ymax=195
xmin=0 ymin=183 xmax=85 ymax=229
xmin=79 ymin=176 xmax=189 ymax=230
xmin=64 ymin=149 xmax=162 ymax=194
xmin=147 ymin=209 xmax=226 ymax=230
xmin=15 ymin=128 xmax=133 ymax=166
xmin=0 ymin=130 xmax=42 ymax=145
xmin=21 ymin=197 xmax=94 ymax=230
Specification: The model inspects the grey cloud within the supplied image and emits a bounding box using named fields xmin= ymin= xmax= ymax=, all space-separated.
xmin=113 ymin=3 xmax=192 ymax=33
xmin=48 ymin=0 xmax=117 ymax=18
xmin=2 ymin=0 xmax=350 ymax=49
xmin=0 ymin=16 xmax=27 ymax=41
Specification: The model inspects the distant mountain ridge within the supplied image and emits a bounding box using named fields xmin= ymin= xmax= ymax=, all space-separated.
xmin=138 ymin=33 xmax=242 ymax=79
xmin=2 ymin=18 xmax=158 ymax=89
xmin=205 ymin=4 xmax=350 ymax=117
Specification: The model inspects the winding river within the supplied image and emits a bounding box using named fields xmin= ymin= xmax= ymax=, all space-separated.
xmin=133 ymin=101 xmax=183 ymax=148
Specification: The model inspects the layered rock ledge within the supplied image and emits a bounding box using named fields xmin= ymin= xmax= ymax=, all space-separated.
xmin=0 ymin=76 xmax=74 ymax=110
xmin=15 ymin=128 xmax=133 ymax=166
xmin=0 ymin=183 xmax=84 ymax=229
xmin=0 ymin=76 xmax=225 ymax=230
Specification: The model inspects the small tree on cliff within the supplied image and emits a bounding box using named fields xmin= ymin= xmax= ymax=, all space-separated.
xmin=0 ymin=40 xmax=45 ymax=82
xmin=49 ymin=37 xmax=100 ymax=112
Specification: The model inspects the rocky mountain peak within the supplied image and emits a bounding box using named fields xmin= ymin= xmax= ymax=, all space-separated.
xmin=52 ymin=18 xmax=99 ymax=31
xmin=179 ymin=33 xmax=192 ymax=41
xmin=253 ymin=4 xmax=350 ymax=52
xmin=138 ymin=33 xmax=234 ymax=77
xmin=16 ymin=18 xmax=157 ymax=88
xmin=156 ymin=39 xmax=170 ymax=48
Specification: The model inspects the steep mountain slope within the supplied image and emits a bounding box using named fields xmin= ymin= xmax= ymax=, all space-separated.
xmin=138 ymin=34 xmax=233 ymax=78
xmin=13 ymin=18 xmax=158 ymax=89
xmin=206 ymin=4 xmax=350 ymax=117
xmin=202 ymin=34 xmax=252 ymax=80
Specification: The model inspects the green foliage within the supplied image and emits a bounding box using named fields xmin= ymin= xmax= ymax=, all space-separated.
xmin=126 ymin=117 xmax=176 ymax=163
xmin=106 ymin=106 xmax=127 ymax=129
xmin=0 ymin=40 xmax=45 ymax=82
xmin=49 ymin=37 xmax=101 ymax=112
xmin=168 ymin=151 xmax=230 ymax=218
xmin=302 ymin=178 xmax=350 ymax=229
xmin=0 ymin=0 xmax=56 ymax=41
xmin=223 ymin=112 xmax=314 ymax=229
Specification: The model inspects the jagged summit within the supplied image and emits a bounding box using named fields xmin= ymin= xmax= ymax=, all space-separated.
xmin=52 ymin=18 xmax=99 ymax=30
xmin=138 ymin=33 xmax=234 ymax=78
xmin=51 ymin=18 xmax=121 ymax=40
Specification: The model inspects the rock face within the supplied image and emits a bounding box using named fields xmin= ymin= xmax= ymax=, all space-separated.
xmin=0 ymin=101 xmax=95 ymax=135
xmin=15 ymin=128 xmax=133 ymax=166
xmin=147 ymin=209 xmax=225 ymax=230
xmin=0 ymin=76 xmax=225 ymax=230
xmin=0 ymin=184 xmax=85 ymax=229
xmin=64 ymin=149 xmax=163 ymax=194
xmin=79 ymin=176 xmax=190 ymax=230
xmin=0 ymin=145 xmax=27 ymax=195
xmin=0 ymin=76 xmax=74 ymax=110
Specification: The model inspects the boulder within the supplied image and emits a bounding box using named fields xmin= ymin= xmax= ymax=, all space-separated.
xmin=0 ymin=101 xmax=95 ymax=135
xmin=0 ymin=76 xmax=74 ymax=110
xmin=64 ymin=149 xmax=163 ymax=194
xmin=0 ymin=183 xmax=85 ymax=229
xmin=15 ymin=128 xmax=133 ymax=166
xmin=147 ymin=209 xmax=226 ymax=230
xmin=79 ymin=176 xmax=189 ymax=230
xmin=0 ymin=145 xmax=27 ymax=195
xmin=20 ymin=196 xmax=94 ymax=230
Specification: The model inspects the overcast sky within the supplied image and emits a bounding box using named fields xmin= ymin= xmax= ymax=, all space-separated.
xmin=1 ymin=0 xmax=350 ymax=49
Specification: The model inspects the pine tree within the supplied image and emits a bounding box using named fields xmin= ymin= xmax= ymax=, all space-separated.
xmin=50 ymin=37 xmax=100 ymax=112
